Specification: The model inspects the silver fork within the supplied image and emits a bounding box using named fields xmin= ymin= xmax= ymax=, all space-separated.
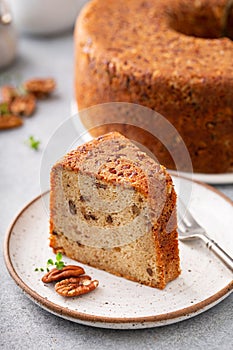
xmin=178 ymin=199 xmax=233 ymax=272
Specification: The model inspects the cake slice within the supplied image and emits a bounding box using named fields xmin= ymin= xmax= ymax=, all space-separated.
xmin=49 ymin=132 xmax=180 ymax=289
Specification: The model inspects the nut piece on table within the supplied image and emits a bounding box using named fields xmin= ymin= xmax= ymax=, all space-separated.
xmin=42 ymin=265 xmax=85 ymax=283
xmin=55 ymin=276 xmax=99 ymax=297
xmin=24 ymin=78 xmax=56 ymax=99
xmin=10 ymin=94 xmax=36 ymax=117
xmin=0 ymin=114 xmax=23 ymax=129
xmin=0 ymin=85 xmax=18 ymax=103
xmin=0 ymin=101 xmax=23 ymax=129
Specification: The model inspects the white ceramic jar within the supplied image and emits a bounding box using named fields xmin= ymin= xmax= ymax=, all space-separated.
xmin=8 ymin=0 xmax=89 ymax=35
xmin=0 ymin=0 xmax=17 ymax=69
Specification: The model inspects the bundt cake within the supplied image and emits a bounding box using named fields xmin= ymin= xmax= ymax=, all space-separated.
xmin=74 ymin=0 xmax=233 ymax=174
xmin=49 ymin=132 xmax=180 ymax=289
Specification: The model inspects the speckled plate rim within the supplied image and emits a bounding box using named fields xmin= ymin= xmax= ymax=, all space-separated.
xmin=4 ymin=180 xmax=233 ymax=329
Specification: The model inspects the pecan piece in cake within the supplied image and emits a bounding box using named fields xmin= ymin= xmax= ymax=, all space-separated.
xmin=42 ymin=265 xmax=85 ymax=283
xmin=68 ymin=200 xmax=77 ymax=215
xmin=55 ymin=276 xmax=99 ymax=297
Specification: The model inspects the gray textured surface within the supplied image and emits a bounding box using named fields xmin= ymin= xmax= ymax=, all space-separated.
xmin=0 ymin=34 xmax=232 ymax=350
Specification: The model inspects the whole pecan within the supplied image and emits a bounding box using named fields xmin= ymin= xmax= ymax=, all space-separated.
xmin=0 ymin=114 xmax=23 ymax=129
xmin=55 ymin=276 xmax=99 ymax=297
xmin=10 ymin=94 xmax=36 ymax=116
xmin=24 ymin=78 xmax=56 ymax=98
xmin=0 ymin=85 xmax=17 ymax=103
xmin=42 ymin=265 xmax=85 ymax=283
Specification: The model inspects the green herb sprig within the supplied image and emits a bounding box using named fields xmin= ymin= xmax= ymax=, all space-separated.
xmin=35 ymin=253 xmax=65 ymax=272
xmin=46 ymin=252 xmax=65 ymax=270
xmin=34 ymin=267 xmax=45 ymax=272
xmin=0 ymin=102 xmax=10 ymax=115
xmin=25 ymin=135 xmax=41 ymax=151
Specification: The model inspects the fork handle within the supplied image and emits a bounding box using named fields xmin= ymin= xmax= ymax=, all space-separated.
xmin=201 ymin=235 xmax=233 ymax=272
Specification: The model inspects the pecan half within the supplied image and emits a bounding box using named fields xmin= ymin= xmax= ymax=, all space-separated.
xmin=55 ymin=276 xmax=99 ymax=297
xmin=42 ymin=265 xmax=85 ymax=283
xmin=24 ymin=78 xmax=56 ymax=98
xmin=0 ymin=85 xmax=17 ymax=103
xmin=0 ymin=114 xmax=23 ymax=129
xmin=10 ymin=94 xmax=36 ymax=116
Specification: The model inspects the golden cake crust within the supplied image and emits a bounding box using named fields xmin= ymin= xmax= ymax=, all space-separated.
xmin=74 ymin=0 xmax=233 ymax=173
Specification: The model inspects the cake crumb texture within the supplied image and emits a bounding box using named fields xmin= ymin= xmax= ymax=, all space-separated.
xmin=50 ymin=132 xmax=180 ymax=289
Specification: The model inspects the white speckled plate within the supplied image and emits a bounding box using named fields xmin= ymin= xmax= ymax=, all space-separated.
xmin=4 ymin=177 xmax=233 ymax=329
